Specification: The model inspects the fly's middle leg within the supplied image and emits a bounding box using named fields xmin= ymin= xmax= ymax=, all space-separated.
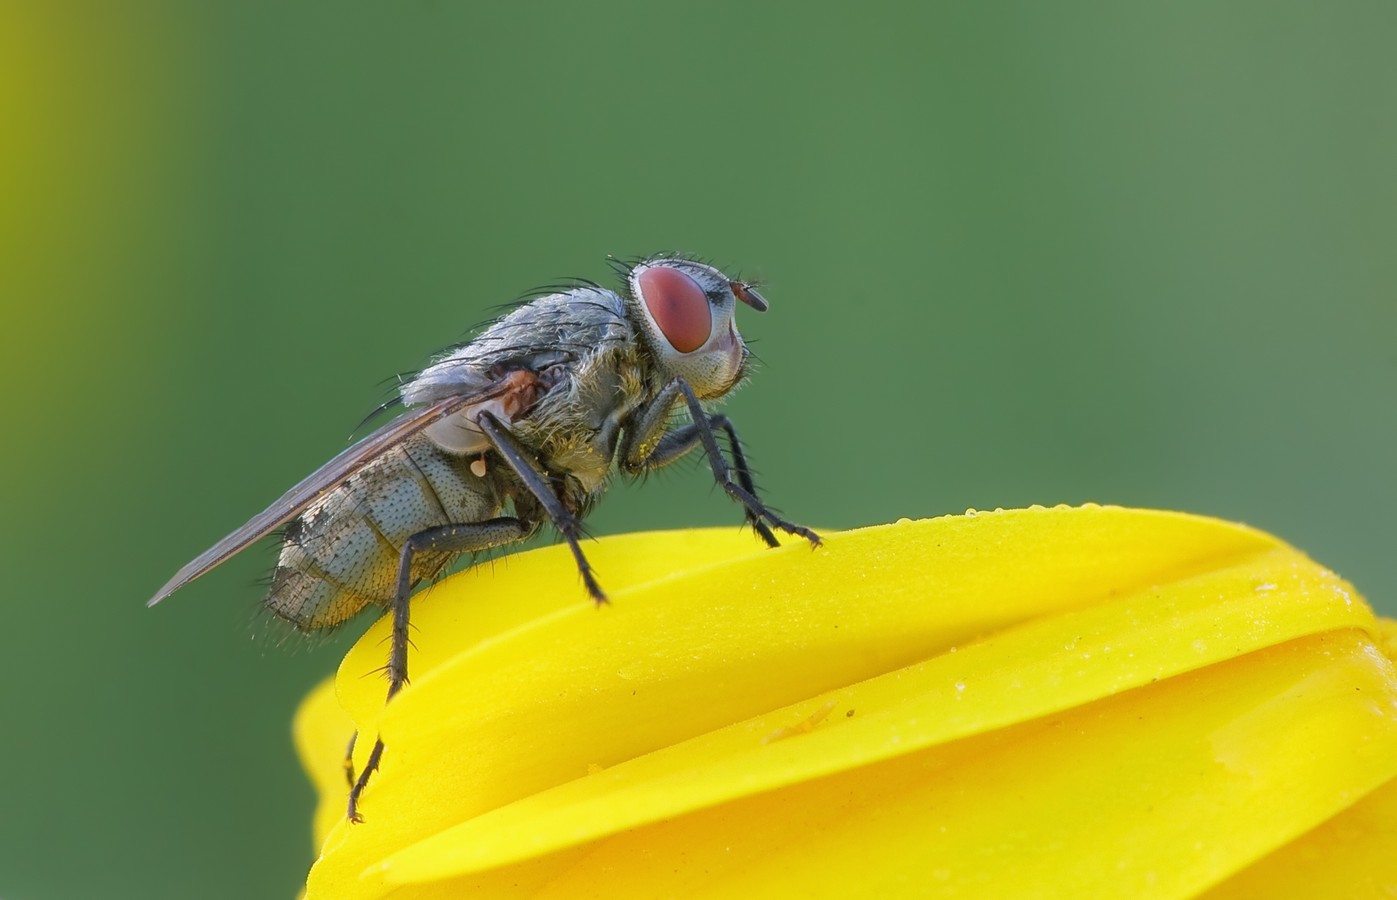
xmin=476 ymin=412 xmax=607 ymax=604
xmin=347 ymin=516 xmax=527 ymax=823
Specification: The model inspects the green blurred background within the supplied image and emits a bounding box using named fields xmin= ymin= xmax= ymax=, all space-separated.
xmin=2 ymin=2 xmax=1393 ymax=896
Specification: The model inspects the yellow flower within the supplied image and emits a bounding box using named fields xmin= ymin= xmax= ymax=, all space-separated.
xmin=294 ymin=506 xmax=1397 ymax=899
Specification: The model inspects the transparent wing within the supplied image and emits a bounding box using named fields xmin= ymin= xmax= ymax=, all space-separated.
xmin=147 ymin=389 xmax=506 ymax=606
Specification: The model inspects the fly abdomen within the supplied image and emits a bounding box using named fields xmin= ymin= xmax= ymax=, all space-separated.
xmin=265 ymin=433 xmax=502 ymax=630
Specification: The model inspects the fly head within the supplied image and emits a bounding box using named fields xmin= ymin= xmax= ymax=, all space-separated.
xmin=624 ymin=257 xmax=768 ymax=400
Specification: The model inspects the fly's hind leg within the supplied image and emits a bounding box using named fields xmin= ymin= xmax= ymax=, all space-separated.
xmin=344 ymin=732 xmax=357 ymax=788
xmin=347 ymin=516 xmax=527 ymax=823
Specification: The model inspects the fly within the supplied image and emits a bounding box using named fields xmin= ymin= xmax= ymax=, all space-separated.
xmin=147 ymin=254 xmax=820 ymax=821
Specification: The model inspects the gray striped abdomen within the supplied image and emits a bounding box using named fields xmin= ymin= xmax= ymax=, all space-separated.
xmin=266 ymin=433 xmax=503 ymax=629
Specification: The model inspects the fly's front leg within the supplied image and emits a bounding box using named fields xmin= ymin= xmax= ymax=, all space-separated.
xmin=621 ymin=378 xmax=820 ymax=548
xmin=704 ymin=416 xmax=777 ymax=545
xmin=621 ymin=400 xmax=775 ymax=545
xmin=620 ymin=380 xmax=779 ymax=541
xmin=348 ymin=516 xmax=527 ymax=823
xmin=476 ymin=412 xmax=606 ymax=604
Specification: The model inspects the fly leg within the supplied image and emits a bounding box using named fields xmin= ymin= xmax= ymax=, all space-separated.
xmin=619 ymin=379 xmax=778 ymax=545
xmin=344 ymin=732 xmax=357 ymax=788
xmin=641 ymin=414 xmax=781 ymax=545
xmin=620 ymin=378 xmax=821 ymax=547
xmin=708 ymin=416 xmax=777 ymax=545
xmin=476 ymin=412 xmax=606 ymax=603
xmin=348 ymin=516 xmax=528 ymax=823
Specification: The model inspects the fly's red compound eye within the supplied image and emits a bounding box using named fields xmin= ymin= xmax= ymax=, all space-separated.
xmin=638 ymin=266 xmax=712 ymax=353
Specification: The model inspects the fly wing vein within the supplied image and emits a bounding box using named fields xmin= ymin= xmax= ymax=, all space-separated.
xmin=147 ymin=390 xmax=493 ymax=606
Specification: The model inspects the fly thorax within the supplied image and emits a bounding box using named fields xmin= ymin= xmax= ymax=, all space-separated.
xmin=522 ymin=359 xmax=628 ymax=493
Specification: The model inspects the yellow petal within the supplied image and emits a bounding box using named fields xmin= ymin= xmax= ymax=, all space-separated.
xmin=1201 ymin=774 xmax=1397 ymax=898
xmin=387 ymin=632 xmax=1397 ymax=899
xmin=292 ymin=676 xmax=355 ymax=850
xmin=295 ymin=506 xmax=1396 ymax=898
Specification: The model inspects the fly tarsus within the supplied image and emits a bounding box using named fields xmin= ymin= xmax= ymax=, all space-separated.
xmin=348 ymin=738 xmax=385 ymax=823
xmin=343 ymin=732 xmax=358 ymax=789
xmin=558 ymin=513 xmax=608 ymax=605
xmin=708 ymin=414 xmax=780 ymax=547
xmin=722 ymin=480 xmax=822 ymax=548
xmin=672 ymin=381 xmax=822 ymax=550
